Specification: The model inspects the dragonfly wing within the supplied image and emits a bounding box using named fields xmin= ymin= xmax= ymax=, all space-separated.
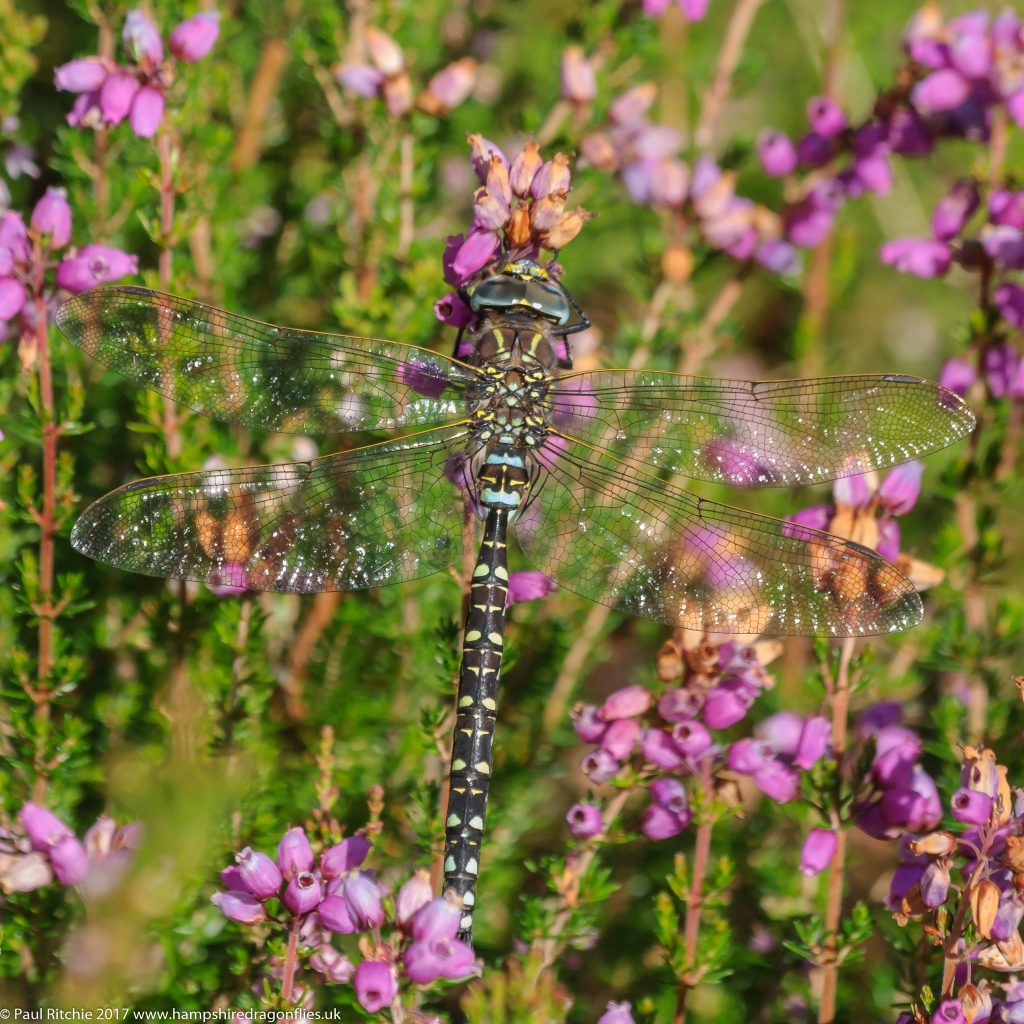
xmin=56 ymin=287 xmax=479 ymax=435
xmin=71 ymin=425 xmax=473 ymax=593
xmin=515 ymin=432 xmax=922 ymax=636
xmin=543 ymin=371 xmax=975 ymax=486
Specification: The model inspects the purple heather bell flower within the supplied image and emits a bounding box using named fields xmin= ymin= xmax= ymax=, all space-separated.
xmin=129 ymin=86 xmax=164 ymax=138
xmin=582 ymin=748 xmax=620 ymax=784
xmin=169 ymin=11 xmax=220 ymax=63
xmin=931 ymin=999 xmax=966 ymax=1024
xmin=395 ymin=871 xmax=433 ymax=928
xmin=879 ymin=237 xmax=951 ymax=278
xmin=642 ymin=0 xmax=708 ymax=20
xmin=276 ymin=826 xmax=314 ymax=879
xmin=50 ymin=835 xmax=88 ymax=885
xmin=671 ymin=719 xmax=712 ymax=758
xmin=599 ymin=685 xmax=652 ymax=721
xmin=561 ymin=46 xmax=597 ymax=104
xmin=572 ymin=704 xmax=608 ymax=743
xmin=912 ymin=69 xmax=970 ymax=114
xmin=939 ymin=357 xmax=976 ymax=397
xmin=932 ymin=181 xmax=979 ymax=241
xmin=650 ymin=778 xmax=689 ymax=816
xmin=951 ymin=787 xmax=993 ymax=825
xmin=642 ymin=728 xmax=685 ymax=770
xmin=353 ymin=961 xmax=396 ymax=1013
xmin=411 ymin=894 xmax=462 ymax=942
xmin=20 ymin=803 xmax=73 ymax=850
xmin=211 ymin=889 xmax=267 ymax=924
xmin=54 ymin=58 xmax=109 ymax=93
xmin=794 ymin=716 xmax=831 ymax=770
xmin=878 ymin=462 xmax=923 ymax=516
xmin=703 ymin=678 xmax=756 ymax=729
xmin=339 ymin=873 xmax=385 ymax=930
xmin=284 ymin=871 xmax=323 ymax=915
xmin=236 ymin=847 xmax=283 ymax=900
xmin=752 ymin=759 xmax=799 ymax=803
xmin=757 ymin=130 xmax=798 ymax=177
xmin=806 ymin=96 xmax=846 ymax=138
xmin=799 ymin=829 xmax=837 ymax=877
xmin=506 ymin=570 xmax=555 ymax=605
xmin=567 ymin=803 xmax=603 ymax=839
xmin=56 ymin=244 xmax=139 ymax=292
xmin=403 ymin=936 xmax=477 ymax=983
xmin=641 ymin=802 xmax=690 ymax=841
xmin=98 ymin=71 xmax=140 ymax=126
xmin=995 ymin=283 xmax=1024 ymax=329
xmin=600 ymin=718 xmax=642 ymax=759
xmin=30 ymin=187 xmax=72 ymax=249
xmin=317 ymin=894 xmax=357 ymax=934
xmin=123 ymin=10 xmax=163 ymax=64
xmin=309 ymin=944 xmax=354 ymax=983
xmin=320 ymin=834 xmax=371 ymax=878
xmin=597 ymin=1001 xmax=636 ymax=1024
xmin=920 ymin=860 xmax=951 ymax=908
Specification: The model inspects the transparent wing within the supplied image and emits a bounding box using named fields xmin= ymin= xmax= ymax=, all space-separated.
xmin=70 ymin=425 xmax=473 ymax=593
xmin=544 ymin=371 xmax=975 ymax=487
xmin=56 ymin=287 xmax=479 ymax=435
xmin=515 ymin=432 xmax=922 ymax=636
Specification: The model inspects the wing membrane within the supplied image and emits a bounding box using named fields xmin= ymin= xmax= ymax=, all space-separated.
xmin=56 ymin=287 xmax=479 ymax=435
xmin=516 ymin=432 xmax=922 ymax=636
xmin=544 ymin=371 xmax=975 ymax=487
xmin=71 ymin=425 xmax=473 ymax=593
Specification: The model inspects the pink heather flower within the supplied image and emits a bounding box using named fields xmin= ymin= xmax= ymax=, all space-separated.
xmin=211 ymin=890 xmax=267 ymax=924
xmin=450 ymin=229 xmax=499 ymax=284
xmin=833 ymin=472 xmax=872 ymax=509
xmin=433 ymin=291 xmax=474 ymax=328
xmin=284 ymin=870 xmax=323 ymax=915
xmin=309 ymin=944 xmax=354 ymax=983
xmin=207 ymin=562 xmax=247 ymax=597
xmin=650 ymin=778 xmax=688 ymax=815
xmin=799 ymin=829 xmax=837 ymax=877
xmin=320 ymin=834 xmax=371 ymax=878
xmin=507 ymin=570 xmax=555 ymax=605
xmin=582 ymin=748 xmax=621 ymax=784
xmin=931 ymin=999 xmax=966 ymax=1024
xmin=982 ymin=225 xmax=1024 ymax=270
xmin=757 ymin=239 xmax=800 ymax=275
xmin=599 ymin=685 xmax=652 ymax=721
xmin=951 ymin=787 xmax=993 ymax=825
xmin=67 ymin=91 xmax=103 ymax=129
xmin=336 ymin=64 xmax=384 ymax=97
xmin=877 ymin=518 xmax=901 ymax=562
xmin=871 ymin=725 xmax=922 ymax=787
xmin=54 ymin=58 xmax=109 ymax=93
xmin=703 ymin=679 xmax=756 ymax=729
xmin=756 ymin=712 xmax=803 ymax=755
xmin=396 ymin=359 xmax=448 ymax=398
xmin=932 ymin=180 xmax=979 ymax=241
xmin=221 ymin=865 xmax=245 ymax=890
xmin=473 ymin=187 xmax=511 ymax=230
xmin=531 ymin=156 xmax=572 ymax=200
xmin=1006 ymin=89 xmax=1024 ymax=128
xmin=2 ymin=852 xmax=53 ymax=892
xmin=50 ymin=836 xmax=88 ymax=885
xmin=317 ymin=893 xmax=357 ymax=934
xmin=123 ymin=10 xmax=163 ymax=64
xmin=752 ymin=760 xmax=799 ymax=803
xmin=276 ymin=831 xmax=314 ymax=881
xmin=353 ymin=961 xmax=396 ymax=1014
xmin=598 ymin=1004 xmax=636 ymax=1024
xmin=641 ymin=802 xmax=689 ymax=841
xmin=992 ymin=896 xmax=1024 ymax=942
xmin=995 ymin=282 xmax=1024 ymax=329
xmin=806 ymin=96 xmax=846 ymax=138
xmin=21 ymin=803 xmax=73 ymax=850
xmin=572 ymin=704 xmax=608 ymax=743
xmin=912 ymin=69 xmax=970 ymax=114
xmin=468 ymin=135 xmax=507 ymax=183
xmin=561 ymin=47 xmax=597 ymax=104
xmin=642 ymin=0 xmax=707 ymax=20
xmin=236 ymin=847 xmax=282 ymax=900
xmin=30 ymin=187 xmax=72 ymax=249
xmin=949 ymin=31 xmax=991 ymax=79
xmin=785 ymin=196 xmax=836 ymax=249
xmin=339 ymin=873 xmax=384 ymax=929
xmin=794 ymin=716 xmax=831 ymax=769
xmin=671 ymin=719 xmax=712 ymax=759
xmin=0 ymin=277 xmax=27 ymax=321
xmin=411 ymin=894 xmax=462 ymax=943
xmin=99 ymin=71 xmax=141 ymax=126
xmin=990 ymin=189 xmax=1024 ymax=228
xmin=395 ymin=871 xmax=433 ymax=928
xmin=600 ymin=718 xmax=642 ymax=759
xmin=658 ymin=688 xmax=701 ymax=722
xmin=566 ymin=803 xmax=603 ymax=839
xmin=920 ymin=860 xmax=951 ymax=908
xmin=169 ymin=11 xmax=220 ymax=63
xmin=363 ymin=26 xmax=404 ymax=76
xmin=642 ymin=728 xmax=685 ymax=771
xmin=878 ymin=462 xmax=923 ymax=516
xmin=757 ymin=130 xmax=797 ymax=177
xmin=983 ymin=342 xmax=1019 ymax=397
xmin=424 ymin=58 xmax=476 ymax=112
xmin=939 ymin=357 xmax=976 ymax=396
xmin=129 ymin=86 xmax=164 ymax=137
xmin=403 ymin=937 xmax=477 ymax=983
xmin=1 ymin=211 xmax=30 ymax=264
xmin=727 ymin=738 xmax=770 ymax=774
xmin=55 ymin=244 xmax=139 ymax=293
xmin=879 ymin=237 xmax=951 ymax=278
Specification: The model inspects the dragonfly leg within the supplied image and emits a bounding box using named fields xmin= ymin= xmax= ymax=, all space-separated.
xmin=442 ymin=506 xmax=509 ymax=945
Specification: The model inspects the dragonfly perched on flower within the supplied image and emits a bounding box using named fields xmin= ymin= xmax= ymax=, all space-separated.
xmin=56 ymin=258 xmax=973 ymax=942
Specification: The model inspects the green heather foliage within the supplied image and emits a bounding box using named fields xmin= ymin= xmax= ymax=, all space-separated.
xmin=2 ymin=0 xmax=1024 ymax=1021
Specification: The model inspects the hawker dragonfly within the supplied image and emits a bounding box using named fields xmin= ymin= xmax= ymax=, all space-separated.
xmin=56 ymin=259 xmax=974 ymax=941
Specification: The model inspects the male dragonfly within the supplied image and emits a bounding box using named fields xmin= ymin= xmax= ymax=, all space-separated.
xmin=56 ymin=258 xmax=974 ymax=941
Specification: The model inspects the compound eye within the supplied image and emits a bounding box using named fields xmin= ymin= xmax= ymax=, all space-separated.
xmin=524 ymin=281 xmax=570 ymax=325
xmin=470 ymin=277 xmax=525 ymax=314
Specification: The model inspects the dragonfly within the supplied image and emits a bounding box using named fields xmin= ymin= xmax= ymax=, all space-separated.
xmin=56 ymin=258 xmax=974 ymax=942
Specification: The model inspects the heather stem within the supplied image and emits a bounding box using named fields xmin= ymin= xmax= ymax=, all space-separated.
xmin=674 ymin=756 xmax=715 ymax=1023
xmin=157 ymin=126 xmax=181 ymax=458
xmin=280 ymin=915 xmax=301 ymax=1003
xmin=397 ymin=131 xmax=415 ymax=259
xmin=818 ymin=636 xmax=855 ymax=1024
xmin=31 ymin=245 xmax=58 ymax=803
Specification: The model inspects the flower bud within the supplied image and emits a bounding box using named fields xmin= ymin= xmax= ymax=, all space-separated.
xmin=971 ymin=879 xmax=1001 ymax=939
xmin=641 ymin=802 xmax=689 ymax=841
xmin=411 ymin=893 xmax=462 ymax=942
xmin=609 ymin=83 xmax=656 ymax=125
xmin=20 ymin=803 xmax=73 ymax=851
xmin=920 ymin=860 xmax=951 ymax=907
xmin=599 ymin=685 xmax=652 ymax=721
xmin=54 ymin=58 xmax=109 ymax=93
xmin=910 ymin=831 xmax=957 ymax=857
xmin=283 ymin=870 xmax=323 ymax=915
xmin=317 ymin=893 xmax=357 ymax=934
xmin=642 ymin=728 xmax=685 ymax=770
xmin=473 ymin=187 xmax=511 ymax=231
xmin=579 ymin=131 xmax=618 ymax=172
xmin=600 ymin=718 xmax=641 ymax=759
xmin=50 ymin=835 xmax=88 ymax=886
xmin=123 ymin=10 xmax=164 ymax=64
xmin=486 ymin=154 xmax=512 ymax=208
xmin=509 ymin=141 xmax=543 ymax=198
xmin=561 ymin=46 xmax=596 ymax=104
xmin=395 ymin=870 xmax=433 ymax=928
xmin=169 ymin=11 xmax=220 ymax=62
xmin=757 ymin=129 xmax=798 ymax=177
xmin=129 ymin=85 xmax=164 ymax=138
xmin=650 ymin=778 xmax=688 ymax=815
xmin=236 ymin=847 xmax=283 ymax=900
xmin=467 ymin=134 xmax=507 ymax=183
xmin=31 ymin=187 xmax=73 ymax=249
xmin=276 ymin=827 xmax=314 ymax=880
xmin=806 ymin=96 xmax=847 ymax=138
xmin=309 ymin=944 xmax=354 ymax=983
xmin=420 ymin=58 xmax=476 ymax=115
xmin=545 ymin=208 xmax=591 ymax=249
xmin=383 ymin=73 xmax=413 ymax=117
xmin=799 ymin=829 xmax=837 ymax=877
xmin=1 ymin=852 xmax=53 ymax=893
xmin=337 ymin=64 xmax=384 ymax=97
xmin=320 ymin=835 xmax=371 ymax=878
xmin=505 ymin=207 xmax=532 ymax=248
xmin=794 ymin=715 xmax=831 ymax=770
xmin=211 ymin=890 xmax=267 ymax=924
xmin=530 ymin=192 xmax=566 ymax=233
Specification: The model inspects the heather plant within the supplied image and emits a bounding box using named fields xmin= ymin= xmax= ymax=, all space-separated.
xmin=2 ymin=2 xmax=1024 ymax=1023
